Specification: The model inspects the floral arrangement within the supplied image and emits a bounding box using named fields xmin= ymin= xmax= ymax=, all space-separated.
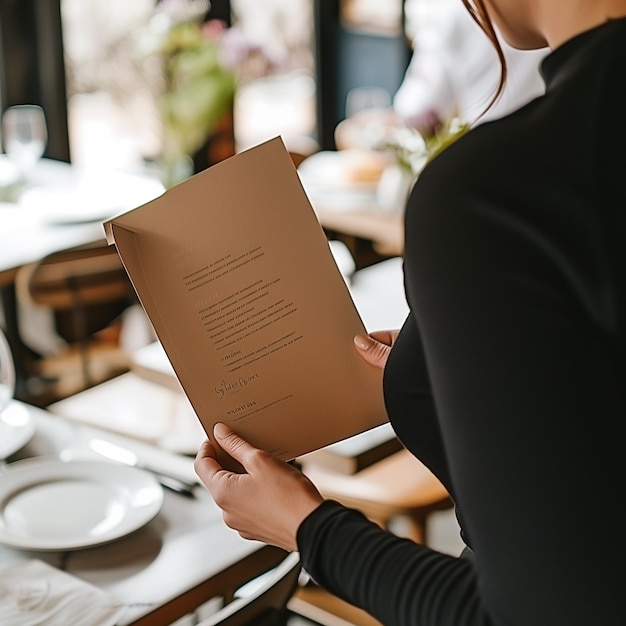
xmin=383 ymin=114 xmax=469 ymax=177
xmin=157 ymin=19 xmax=236 ymax=177
xmin=138 ymin=1 xmax=278 ymax=186
xmin=356 ymin=112 xmax=470 ymax=214
xmin=138 ymin=5 xmax=234 ymax=185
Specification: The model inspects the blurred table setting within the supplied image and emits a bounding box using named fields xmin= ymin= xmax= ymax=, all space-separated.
xmin=0 ymin=324 xmax=398 ymax=625
xmin=295 ymin=107 xmax=418 ymax=261
xmin=0 ymin=156 xmax=164 ymax=274
xmin=0 ymin=323 xmax=288 ymax=625
xmin=48 ymin=341 xmax=206 ymax=456
xmin=297 ymin=104 xmax=469 ymax=263
xmin=0 ymin=398 xmax=275 ymax=626
xmin=297 ymin=149 xmax=406 ymax=260
xmin=0 ymin=155 xmax=164 ymax=399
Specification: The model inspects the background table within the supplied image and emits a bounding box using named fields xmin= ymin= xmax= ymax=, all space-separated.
xmin=0 ymin=159 xmax=163 ymax=399
xmin=314 ymin=204 xmax=403 ymax=261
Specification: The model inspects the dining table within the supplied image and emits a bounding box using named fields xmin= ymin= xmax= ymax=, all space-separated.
xmin=0 ymin=399 xmax=282 ymax=626
xmin=0 ymin=156 xmax=165 ymax=398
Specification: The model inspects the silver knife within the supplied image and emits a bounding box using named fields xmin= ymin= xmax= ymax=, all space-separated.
xmin=88 ymin=438 xmax=198 ymax=497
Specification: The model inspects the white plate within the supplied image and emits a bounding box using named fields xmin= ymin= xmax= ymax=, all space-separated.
xmin=0 ymin=403 xmax=36 ymax=460
xmin=0 ymin=458 xmax=163 ymax=550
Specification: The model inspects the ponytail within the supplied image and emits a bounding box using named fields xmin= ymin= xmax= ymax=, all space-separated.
xmin=462 ymin=0 xmax=508 ymax=115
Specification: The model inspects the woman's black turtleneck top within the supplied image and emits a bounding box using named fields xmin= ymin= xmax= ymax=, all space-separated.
xmin=297 ymin=18 xmax=626 ymax=626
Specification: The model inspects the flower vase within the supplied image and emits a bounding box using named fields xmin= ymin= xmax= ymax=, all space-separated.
xmin=160 ymin=154 xmax=194 ymax=188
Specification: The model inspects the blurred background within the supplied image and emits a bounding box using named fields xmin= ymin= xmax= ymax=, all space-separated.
xmin=0 ymin=0 xmax=413 ymax=177
xmin=0 ymin=6 xmax=498 ymax=614
xmin=0 ymin=0 xmax=424 ymax=405
xmin=0 ymin=0 xmax=548 ymax=407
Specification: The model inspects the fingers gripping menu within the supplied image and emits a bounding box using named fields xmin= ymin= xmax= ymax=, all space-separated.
xmin=104 ymin=137 xmax=387 ymax=462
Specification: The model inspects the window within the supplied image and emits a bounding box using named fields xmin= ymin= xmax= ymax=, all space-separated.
xmin=61 ymin=0 xmax=317 ymax=173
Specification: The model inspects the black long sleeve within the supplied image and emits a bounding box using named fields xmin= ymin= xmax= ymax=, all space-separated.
xmin=298 ymin=19 xmax=626 ymax=626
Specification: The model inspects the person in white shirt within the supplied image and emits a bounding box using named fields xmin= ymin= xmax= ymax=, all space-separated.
xmin=394 ymin=0 xmax=548 ymax=133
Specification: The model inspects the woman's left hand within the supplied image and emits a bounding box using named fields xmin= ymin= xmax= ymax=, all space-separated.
xmin=354 ymin=329 xmax=399 ymax=369
xmin=194 ymin=423 xmax=325 ymax=551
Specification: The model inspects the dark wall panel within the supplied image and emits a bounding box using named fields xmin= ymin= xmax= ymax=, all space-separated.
xmin=0 ymin=0 xmax=70 ymax=162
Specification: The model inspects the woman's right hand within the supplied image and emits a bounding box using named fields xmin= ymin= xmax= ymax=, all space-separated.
xmin=353 ymin=330 xmax=399 ymax=369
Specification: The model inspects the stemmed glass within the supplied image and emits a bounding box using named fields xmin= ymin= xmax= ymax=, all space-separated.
xmin=1 ymin=104 xmax=47 ymax=181
xmin=0 ymin=329 xmax=16 ymax=416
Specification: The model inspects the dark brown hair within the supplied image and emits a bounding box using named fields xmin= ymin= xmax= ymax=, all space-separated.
xmin=462 ymin=0 xmax=508 ymax=114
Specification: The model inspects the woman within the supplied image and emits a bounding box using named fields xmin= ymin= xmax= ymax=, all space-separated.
xmin=195 ymin=1 xmax=626 ymax=623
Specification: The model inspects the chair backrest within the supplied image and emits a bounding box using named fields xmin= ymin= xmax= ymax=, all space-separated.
xmin=15 ymin=243 xmax=136 ymax=342
xmin=16 ymin=244 xmax=132 ymax=310
xmin=196 ymin=552 xmax=301 ymax=626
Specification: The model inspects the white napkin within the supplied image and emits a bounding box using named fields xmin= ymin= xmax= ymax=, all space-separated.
xmin=0 ymin=559 xmax=124 ymax=626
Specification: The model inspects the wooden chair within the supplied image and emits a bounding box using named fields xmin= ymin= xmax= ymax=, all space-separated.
xmin=14 ymin=243 xmax=137 ymax=401
xmin=196 ymin=551 xmax=302 ymax=626
xmin=302 ymin=449 xmax=452 ymax=544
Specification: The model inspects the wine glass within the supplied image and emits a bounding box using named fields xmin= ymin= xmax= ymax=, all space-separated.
xmin=1 ymin=104 xmax=47 ymax=180
xmin=0 ymin=329 xmax=16 ymax=416
xmin=345 ymin=87 xmax=392 ymax=119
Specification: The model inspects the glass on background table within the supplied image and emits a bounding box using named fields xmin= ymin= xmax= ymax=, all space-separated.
xmin=1 ymin=104 xmax=48 ymax=183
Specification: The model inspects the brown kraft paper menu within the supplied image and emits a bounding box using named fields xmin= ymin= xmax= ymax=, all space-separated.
xmin=104 ymin=137 xmax=388 ymax=464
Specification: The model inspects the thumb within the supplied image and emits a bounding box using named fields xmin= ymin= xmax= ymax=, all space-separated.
xmin=354 ymin=334 xmax=392 ymax=370
xmin=213 ymin=422 xmax=257 ymax=468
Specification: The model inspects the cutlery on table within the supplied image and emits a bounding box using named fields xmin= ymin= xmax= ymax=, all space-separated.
xmin=87 ymin=438 xmax=198 ymax=498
